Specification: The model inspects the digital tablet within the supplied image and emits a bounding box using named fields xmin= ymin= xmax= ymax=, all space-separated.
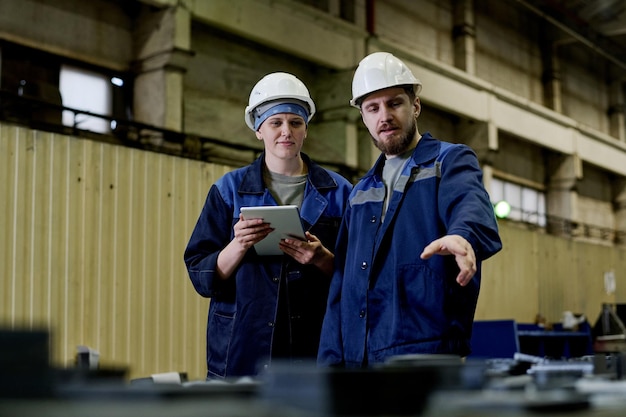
xmin=240 ymin=205 xmax=306 ymax=256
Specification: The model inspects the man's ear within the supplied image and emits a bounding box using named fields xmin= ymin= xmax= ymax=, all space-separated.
xmin=255 ymin=130 xmax=263 ymax=140
xmin=414 ymin=97 xmax=421 ymax=118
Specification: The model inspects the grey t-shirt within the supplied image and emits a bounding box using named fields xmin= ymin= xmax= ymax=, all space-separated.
xmin=263 ymin=168 xmax=307 ymax=208
xmin=381 ymin=148 xmax=414 ymax=221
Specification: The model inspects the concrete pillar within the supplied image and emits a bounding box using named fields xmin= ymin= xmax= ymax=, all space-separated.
xmin=328 ymin=0 xmax=340 ymax=17
xmin=546 ymin=154 xmax=582 ymax=237
xmin=481 ymin=164 xmax=495 ymax=200
xmin=350 ymin=0 xmax=367 ymax=28
xmin=452 ymin=0 xmax=476 ymax=75
xmin=541 ymin=45 xmax=562 ymax=113
xmin=456 ymin=119 xmax=496 ymax=163
xmin=608 ymin=79 xmax=626 ymax=142
xmin=613 ymin=178 xmax=626 ymax=245
xmin=455 ymin=119 xmax=497 ymax=190
xmin=132 ymin=5 xmax=193 ymax=132
xmin=540 ymin=23 xmax=562 ymax=113
xmin=306 ymin=69 xmax=362 ymax=179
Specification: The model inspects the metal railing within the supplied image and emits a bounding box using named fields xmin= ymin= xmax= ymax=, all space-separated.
xmin=495 ymin=203 xmax=626 ymax=244
xmin=0 ymin=89 xmax=360 ymax=180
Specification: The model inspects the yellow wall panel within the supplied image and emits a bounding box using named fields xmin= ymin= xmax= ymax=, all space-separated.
xmin=477 ymin=221 xmax=625 ymax=326
xmin=30 ymin=130 xmax=52 ymax=329
xmin=0 ymin=124 xmax=217 ymax=380
xmin=475 ymin=222 xmax=540 ymax=322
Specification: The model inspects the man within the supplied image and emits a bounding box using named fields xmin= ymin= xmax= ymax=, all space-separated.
xmin=317 ymin=52 xmax=503 ymax=368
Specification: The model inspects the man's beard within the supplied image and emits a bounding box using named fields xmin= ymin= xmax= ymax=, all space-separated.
xmin=371 ymin=119 xmax=417 ymax=155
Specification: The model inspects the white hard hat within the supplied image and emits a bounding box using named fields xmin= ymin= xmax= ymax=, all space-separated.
xmin=350 ymin=52 xmax=422 ymax=108
xmin=244 ymin=72 xmax=316 ymax=131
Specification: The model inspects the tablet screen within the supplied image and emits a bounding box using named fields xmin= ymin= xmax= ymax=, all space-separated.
xmin=240 ymin=205 xmax=306 ymax=256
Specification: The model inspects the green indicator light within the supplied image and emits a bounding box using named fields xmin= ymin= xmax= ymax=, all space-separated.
xmin=494 ymin=200 xmax=511 ymax=218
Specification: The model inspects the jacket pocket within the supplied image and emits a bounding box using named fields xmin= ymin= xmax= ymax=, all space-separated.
xmin=207 ymin=304 xmax=235 ymax=377
xmin=397 ymin=264 xmax=446 ymax=335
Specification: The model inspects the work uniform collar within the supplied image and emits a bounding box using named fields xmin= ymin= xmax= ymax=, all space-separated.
xmin=367 ymin=132 xmax=439 ymax=178
xmin=238 ymin=152 xmax=339 ymax=195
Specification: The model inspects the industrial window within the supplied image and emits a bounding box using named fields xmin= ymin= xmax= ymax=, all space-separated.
xmin=0 ymin=41 xmax=131 ymax=134
xmin=60 ymin=65 xmax=113 ymax=134
xmin=490 ymin=177 xmax=546 ymax=227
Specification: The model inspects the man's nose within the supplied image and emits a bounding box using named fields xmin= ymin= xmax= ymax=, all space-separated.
xmin=380 ymin=105 xmax=393 ymax=121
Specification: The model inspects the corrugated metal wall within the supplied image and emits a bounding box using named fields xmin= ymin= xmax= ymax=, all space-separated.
xmin=3 ymin=122 xmax=626 ymax=381
xmin=0 ymin=122 xmax=232 ymax=381
xmin=477 ymin=223 xmax=625 ymax=324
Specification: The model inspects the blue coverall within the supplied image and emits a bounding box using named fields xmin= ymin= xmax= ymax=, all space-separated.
xmin=185 ymin=153 xmax=352 ymax=378
xmin=317 ymin=133 xmax=503 ymax=368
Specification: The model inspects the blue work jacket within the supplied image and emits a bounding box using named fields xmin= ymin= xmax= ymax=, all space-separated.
xmin=317 ymin=133 xmax=502 ymax=368
xmin=185 ymin=153 xmax=352 ymax=378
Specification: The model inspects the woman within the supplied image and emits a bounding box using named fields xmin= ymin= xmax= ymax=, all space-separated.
xmin=184 ymin=72 xmax=352 ymax=379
